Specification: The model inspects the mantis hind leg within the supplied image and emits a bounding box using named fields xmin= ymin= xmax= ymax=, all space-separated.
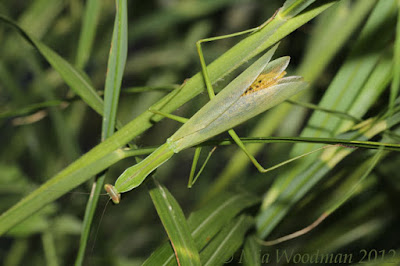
xmin=196 ymin=12 xmax=284 ymax=175
xmin=188 ymin=146 xmax=217 ymax=188
xmin=196 ymin=8 xmax=280 ymax=100
xmin=196 ymin=24 xmax=275 ymax=100
xmin=228 ymin=129 xmax=333 ymax=173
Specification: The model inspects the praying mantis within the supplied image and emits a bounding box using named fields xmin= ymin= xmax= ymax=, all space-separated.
xmin=105 ymin=28 xmax=308 ymax=204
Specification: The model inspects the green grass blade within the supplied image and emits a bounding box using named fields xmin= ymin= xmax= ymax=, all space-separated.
xmin=76 ymin=1 xmax=128 ymax=263
xmin=42 ymin=231 xmax=59 ymax=266
xmin=123 ymin=84 xmax=178 ymax=93
xmin=292 ymin=0 xmax=397 ymax=157
xmin=187 ymin=191 xmax=260 ymax=250
xmin=74 ymin=175 xmax=104 ymax=266
xmin=4 ymin=239 xmax=28 ymax=266
xmin=17 ymin=0 xmax=64 ymax=39
xmin=389 ymin=1 xmax=400 ymax=115
xmin=280 ymin=0 xmax=318 ymax=18
xmin=0 ymin=61 xmax=22 ymax=100
xmin=324 ymin=149 xmax=384 ymax=216
xmin=256 ymin=117 xmax=395 ymax=238
xmin=142 ymin=244 xmax=177 ymax=266
xmin=75 ymin=0 xmax=101 ymax=69
xmin=253 ymin=3 xmax=399 ymax=237
xmin=259 ymin=150 xmax=385 ymax=247
xmin=0 ymin=15 xmax=104 ymax=116
xmin=298 ymin=0 xmax=377 ymax=82
xmin=0 ymin=84 xmax=178 ymax=120
xmin=0 ymin=100 xmax=65 ymax=120
xmin=1 ymin=0 xmax=64 ymax=60
xmin=337 ymin=51 xmax=393 ymax=131
xmin=298 ymin=147 xmax=393 ymax=254
xmin=102 ymin=0 xmax=127 ymax=139
xmin=305 ymin=193 xmax=392 ymax=254
xmin=147 ymin=178 xmax=201 ymax=266
xmin=243 ymin=235 xmax=261 ymax=266
xmin=200 ymin=215 xmax=254 ymax=266
xmin=128 ymin=0 xmax=244 ymax=41
xmin=4 ymin=204 xmax=56 ymax=237
xmin=143 ymin=191 xmax=259 ymax=265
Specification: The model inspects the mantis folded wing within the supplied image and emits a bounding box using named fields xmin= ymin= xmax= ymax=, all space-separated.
xmin=105 ymin=45 xmax=308 ymax=204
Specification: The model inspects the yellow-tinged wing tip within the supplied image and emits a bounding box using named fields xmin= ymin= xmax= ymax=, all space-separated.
xmin=242 ymin=71 xmax=287 ymax=96
xmin=104 ymin=184 xmax=121 ymax=204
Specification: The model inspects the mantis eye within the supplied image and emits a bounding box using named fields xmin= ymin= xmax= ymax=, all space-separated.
xmin=242 ymin=71 xmax=287 ymax=96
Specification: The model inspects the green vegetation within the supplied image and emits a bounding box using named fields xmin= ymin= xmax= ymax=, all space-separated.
xmin=0 ymin=0 xmax=399 ymax=265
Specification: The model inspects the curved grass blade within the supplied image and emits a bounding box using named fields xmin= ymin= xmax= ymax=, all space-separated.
xmin=143 ymin=191 xmax=260 ymax=265
xmin=280 ymin=0 xmax=318 ymax=18
xmin=243 ymin=235 xmax=261 ymax=266
xmin=256 ymin=0 xmax=399 ymax=239
xmin=389 ymin=0 xmax=400 ymax=115
xmin=187 ymin=192 xmax=259 ymax=250
xmin=298 ymin=0 xmax=377 ymax=82
xmin=257 ymin=149 xmax=384 ymax=246
xmin=3 ymin=239 xmax=28 ymax=266
xmin=102 ymin=0 xmax=127 ymax=139
xmin=75 ymin=0 xmax=101 ymax=69
xmin=76 ymin=1 xmax=128 ymax=263
xmin=256 ymin=116 xmax=399 ymax=238
xmin=200 ymin=215 xmax=254 ymax=266
xmin=0 ymin=84 xmax=179 ymax=121
xmin=128 ymin=0 xmax=236 ymax=41
xmin=292 ymin=0 xmax=397 ymax=157
xmin=41 ymin=231 xmax=58 ymax=266
xmin=2 ymin=0 xmax=64 ymax=59
xmin=0 ymin=15 xmax=104 ymax=116
xmin=0 ymin=100 xmax=66 ymax=120
xmin=147 ymin=178 xmax=201 ymax=266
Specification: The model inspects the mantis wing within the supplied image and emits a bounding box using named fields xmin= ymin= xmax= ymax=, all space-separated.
xmin=168 ymin=44 xmax=279 ymax=152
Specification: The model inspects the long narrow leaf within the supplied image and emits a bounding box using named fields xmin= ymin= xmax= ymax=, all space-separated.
xmin=143 ymin=191 xmax=259 ymax=265
xmin=75 ymin=0 xmax=102 ymax=69
xmin=389 ymin=1 xmax=400 ymax=114
xmin=102 ymin=0 xmax=127 ymax=139
xmin=147 ymin=178 xmax=201 ymax=266
xmin=0 ymin=16 xmax=104 ymax=116
xmin=256 ymin=116 xmax=397 ymax=238
xmin=243 ymin=235 xmax=261 ymax=266
xmin=200 ymin=215 xmax=254 ymax=266
xmin=292 ymin=0 xmax=397 ymax=157
xmin=76 ymin=1 xmax=128 ymax=263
